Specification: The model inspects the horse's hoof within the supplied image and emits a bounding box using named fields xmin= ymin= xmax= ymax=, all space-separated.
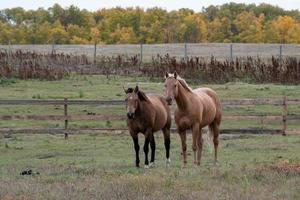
xmin=165 ymin=158 xmax=171 ymax=167
xmin=149 ymin=162 xmax=155 ymax=168
xmin=144 ymin=165 xmax=149 ymax=169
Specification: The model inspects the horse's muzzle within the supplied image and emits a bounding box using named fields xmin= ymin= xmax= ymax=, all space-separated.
xmin=127 ymin=112 xmax=135 ymax=119
xmin=165 ymin=97 xmax=173 ymax=105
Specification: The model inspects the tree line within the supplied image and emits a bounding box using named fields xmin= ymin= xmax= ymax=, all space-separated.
xmin=1 ymin=3 xmax=300 ymax=44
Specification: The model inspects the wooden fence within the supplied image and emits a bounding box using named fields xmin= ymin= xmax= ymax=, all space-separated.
xmin=0 ymin=97 xmax=299 ymax=138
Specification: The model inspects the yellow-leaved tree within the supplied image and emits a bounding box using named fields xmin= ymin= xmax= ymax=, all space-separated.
xmin=90 ymin=27 xmax=100 ymax=44
xmin=266 ymin=16 xmax=300 ymax=43
xmin=235 ymin=12 xmax=265 ymax=43
xmin=50 ymin=21 xmax=69 ymax=44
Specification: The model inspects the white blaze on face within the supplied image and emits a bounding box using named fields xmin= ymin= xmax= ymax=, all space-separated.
xmin=168 ymin=73 xmax=175 ymax=78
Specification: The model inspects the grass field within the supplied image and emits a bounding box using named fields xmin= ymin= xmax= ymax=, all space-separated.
xmin=0 ymin=75 xmax=300 ymax=199
xmin=0 ymin=133 xmax=300 ymax=199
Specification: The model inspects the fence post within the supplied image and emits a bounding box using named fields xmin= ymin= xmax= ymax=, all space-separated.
xmin=7 ymin=40 xmax=12 ymax=64
xmin=279 ymin=45 xmax=283 ymax=65
xmin=51 ymin=42 xmax=55 ymax=54
xmin=64 ymin=98 xmax=68 ymax=139
xmin=230 ymin=44 xmax=233 ymax=61
xmin=184 ymin=43 xmax=187 ymax=61
xmin=140 ymin=43 xmax=143 ymax=63
xmin=282 ymin=96 xmax=287 ymax=136
xmin=93 ymin=43 xmax=97 ymax=64
xmin=8 ymin=40 xmax=12 ymax=55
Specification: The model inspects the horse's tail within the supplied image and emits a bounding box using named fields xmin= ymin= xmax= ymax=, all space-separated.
xmin=202 ymin=88 xmax=222 ymax=155
xmin=205 ymin=126 xmax=214 ymax=153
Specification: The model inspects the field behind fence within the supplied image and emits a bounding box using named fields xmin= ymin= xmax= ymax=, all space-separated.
xmin=0 ymin=97 xmax=299 ymax=137
xmin=1 ymin=43 xmax=300 ymax=62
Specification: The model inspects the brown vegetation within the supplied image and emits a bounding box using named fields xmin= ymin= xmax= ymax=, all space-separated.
xmin=1 ymin=50 xmax=299 ymax=84
xmin=0 ymin=50 xmax=89 ymax=80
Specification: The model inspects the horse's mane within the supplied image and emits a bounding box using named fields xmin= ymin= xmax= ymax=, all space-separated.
xmin=177 ymin=76 xmax=193 ymax=92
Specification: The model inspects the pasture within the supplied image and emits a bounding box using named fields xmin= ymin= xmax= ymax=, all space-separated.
xmin=0 ymin=74 xmax=300 ymax=199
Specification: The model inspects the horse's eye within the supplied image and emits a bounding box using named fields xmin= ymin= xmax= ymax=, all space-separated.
xmin=174 ymin=84 xmax=177 ymax=87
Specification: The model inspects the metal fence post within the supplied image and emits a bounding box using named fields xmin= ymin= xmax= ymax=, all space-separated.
xmin=51 ymin=42 xmax=55 ymax=54
xmin=7 ymin=40 xmax=13 ymax=57
xmin=64 ymin=98 xmax=68 ymax=139
xmin=230 ymin=44 xmax=233 ymax=61
xmin=93 ymin=43 xmax=97 ymax=64
xmin=282 ymin=96 xmax=287 ymax=136
xmin=279 ymin=45 xmax=283 ymax=65
xmin=140 ymin=43 xmax=143 ymax=63
xmin=184 ymin=43 xmax=187 ymax=61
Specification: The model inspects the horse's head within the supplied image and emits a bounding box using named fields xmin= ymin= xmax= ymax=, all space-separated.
xmin=123 ymin=85 xmax=148 ymax=119
xmin=164 ymin=71 xmax=179 ymax=105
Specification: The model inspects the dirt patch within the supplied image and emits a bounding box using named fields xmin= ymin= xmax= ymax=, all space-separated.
xmin=259 ymin=160 xmax=300 ymax=175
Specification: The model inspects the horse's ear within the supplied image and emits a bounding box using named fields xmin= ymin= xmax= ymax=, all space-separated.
xmin=137 ymin=91 xmax=149 ymax=102
xmin=128 ymin=88 xmax=134 ymax=93
xmin=165 ymin=72 xmax=169 ymax=79
xmin=134 ymin=85 xmax=139 ymax=93
xmin=174 ymin=71 xmax=177 ymax=79
xmin=123 ymin=86 xmax=133 ymax=94
xmin=123 ymin=85 xmax=128 ymax=93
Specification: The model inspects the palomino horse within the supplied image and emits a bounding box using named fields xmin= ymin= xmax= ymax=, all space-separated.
xmin=124 ymin=86 xmax=171 ymax=168
xmin=164 ymin=72 xmax=222 ymax=167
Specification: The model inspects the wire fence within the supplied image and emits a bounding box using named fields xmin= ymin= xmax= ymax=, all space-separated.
xmin=1 ymin=43 xmax=300 ymax=62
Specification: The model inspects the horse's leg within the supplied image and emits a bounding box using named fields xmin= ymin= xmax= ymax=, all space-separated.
xmin=143 ymin=131 xmax=151 ymax=168
xmin=131 ymin=133 xmax=140 ymax=167
xmin=191 ymin=123 xmax=200 ymax=167
xmin=196 ymin=127 xmax=203 ymax=166
xmin=149 ymin=133 xmax=156 ymax=167
xmin=162 ymin=126 xmax=171 ymax=167
xmin=179 ymin=130 xmax=187 ymax=167
xmin=209 ymin=122 xmax=220 ymax=164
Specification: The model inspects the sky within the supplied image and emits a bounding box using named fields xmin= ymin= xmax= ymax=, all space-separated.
xmin=1 ymin=0 xmax=300 ymax=11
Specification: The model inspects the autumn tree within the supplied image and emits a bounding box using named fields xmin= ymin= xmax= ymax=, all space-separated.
xmin=1 ymin=3 xmax=300 ymax=44
xmin=266 ymin=16 xmax=300 ymax=43
xmin=234 ymin=12 xmax=265 ymax=43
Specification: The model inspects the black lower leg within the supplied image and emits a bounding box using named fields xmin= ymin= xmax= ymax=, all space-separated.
xmin=143 ymin=138 xmax=150 ymax=165
xmin=133 ymin=137 xmax=140 ymax=167
xmin=150 ymin=136 xmax=156 ymax=163
xmin=164 ymin=137 xmax=170 ymax=159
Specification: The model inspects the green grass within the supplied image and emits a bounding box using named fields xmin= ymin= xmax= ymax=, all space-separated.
xmin=0 ymin=74 xmax=299 ymax=130
xmin=0 ymin=133 xmax=300 ymax=199
xmin=1 ymin=74 xmax=299 ymax=100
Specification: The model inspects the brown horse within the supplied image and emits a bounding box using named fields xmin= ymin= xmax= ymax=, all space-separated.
xmin=164 ymin=72 xmax=222 ymax=167
xmin=124 ymin=86 xmax=171 ymax=168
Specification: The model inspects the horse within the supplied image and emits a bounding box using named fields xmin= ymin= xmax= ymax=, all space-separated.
xmin=124 ymin=85 xmax=172 ymax=168
xmin=164 ymin=72 xmax=222 ymax=167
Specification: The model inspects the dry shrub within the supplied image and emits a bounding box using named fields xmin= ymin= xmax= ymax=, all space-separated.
xmin=1 ymin=50 xmax=300 ymax=84
xmin=0 ymin=50 xmax=89 ymax=80
xmin=86 ymin=54 xmax=300 ymax=84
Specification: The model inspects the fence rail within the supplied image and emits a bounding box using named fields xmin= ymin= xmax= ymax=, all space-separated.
xmin=0 ymin=97 xmax=299 ymax=137
xmin=0 ymin=98 xmax=299 ymax=106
